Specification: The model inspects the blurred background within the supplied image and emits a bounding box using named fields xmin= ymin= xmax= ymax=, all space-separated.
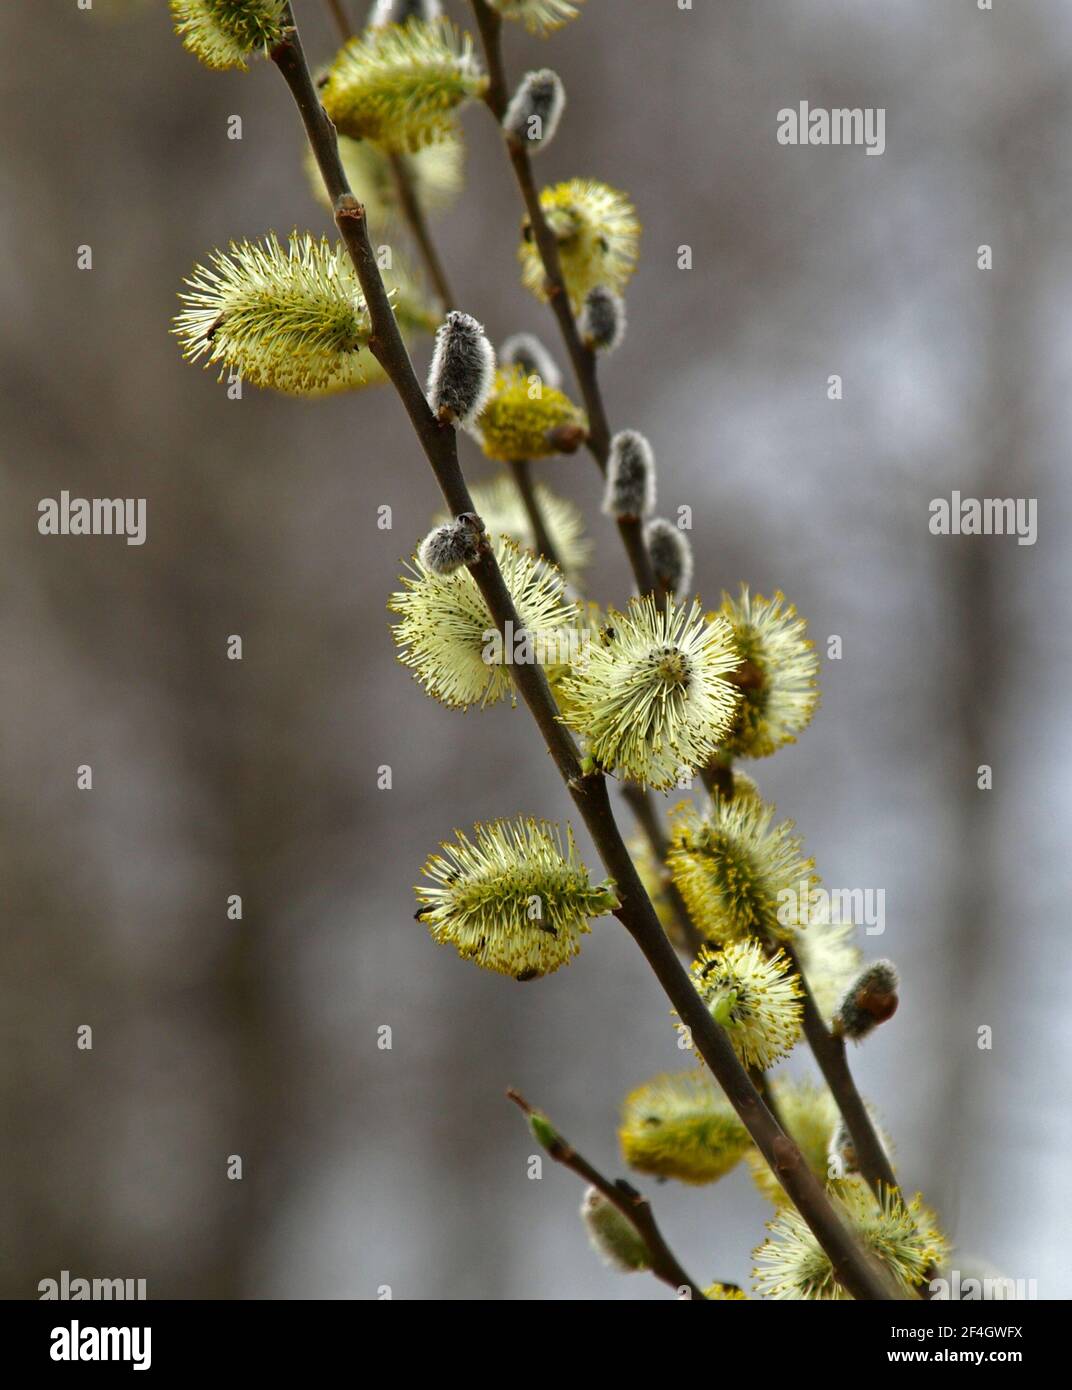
xmin=2 ymin=0 xmax=1069 ymax=1299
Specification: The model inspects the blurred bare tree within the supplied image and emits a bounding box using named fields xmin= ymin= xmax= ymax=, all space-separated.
xmin=1 ymin=0 xmax=1068 ymax=1298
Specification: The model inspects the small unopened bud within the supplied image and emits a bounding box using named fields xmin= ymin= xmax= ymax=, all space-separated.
xmin=368 ymin=0 xmax=442 ymax=26
xmin=579 ymin=285 xmax=626 ymax=354
xmin=833 ymin=960 xmax=899 ymax=1040
xmin=827 ymin=1116 xmax=892 ymax=1179
xmin=528 ymin=1111 xmax=559 ymax=1152
xmin=417 ymin=513 xmax=485 ymax=574
xmin=603 ymin=430 xmax=655 ymax=520
xmin=499 ymin=331 xmax=561 ymax=391
xmin=427 ymin=312 xmax=496 ymax=427
xmin=502 ymin=69 xmax=566 ymax=154
xmin=545 ymin=421 xmax=587 ymax=454
xmin=580 ymin=1187 xmax=651 ymax=1273
xmin=829 ymin=1118 xmax=859 ymax=1176
xmin=645 ymin=517 xmax=694 ymax=596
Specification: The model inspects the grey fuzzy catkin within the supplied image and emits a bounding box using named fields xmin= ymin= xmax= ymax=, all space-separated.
xmin=502 ymin=69 xmax=566 ymax=153
xmin=645 ymin=517 xmax=694 ymax=595
xmin=427 ymin=312 xmax=496 ymax=426
xmin=368 ymin=0 xmax=442 ymax=26
xmin=580 ymin=285 xmax=626 ymax=354
xmin=499 ymin=332 xmax=561 ymax=391
xmin=418 ymin=514 xmax=484 ymax=574
xmin=835 ymin=960 xmax=900 ymax=1040
xmin=603 ymin=430 xmax=656 ymax=519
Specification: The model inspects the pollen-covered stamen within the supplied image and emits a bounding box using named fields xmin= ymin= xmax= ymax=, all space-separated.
xmin=173 ymin=232 xmax=403 ymax=397
xmin=321 ymin=17 xmax=487 ymax=152
xmin=716 ymin=587 xmax=819 ymax=759
xmin=687 ymin=939 xmax=803 ymax=1071
xmin=389 ymin=534 xmax=575 ymax=710
xmin=471 ymin=365 xmax=586 ymax=461
xmin=170 ymin=0 xmax=288 ymax=72
xmin=519 ymin=179 xmax=640 ymax=311
xmin=667 ymin=794 xmax=817 ymax=942
xmin=489 ymin=0 xmax=586 ymax=35
xmin=415 ymin=818 xmax=618 ymax=980
xmin=651 ymin=645 xmax=690 ymax=691
xmin=753 ymin=1182 xmax=948 ymax=1300
xmin=558 ymin=597 xmax=740 ymax=791
xmin=619 ymin=1072 xmax=751 ymax=1186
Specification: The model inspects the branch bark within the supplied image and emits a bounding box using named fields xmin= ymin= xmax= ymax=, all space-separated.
xmin=788 ymin=945 xmax=901 ymax=1196
xmin=506 ymin=1089 xmax=711 ymax=1299
xmin=698 ymin=753 xmax=901 ymax=1199
xmin=507 ymin=457 xmax=564 ymax=572
xmin=270 ymin=4 xmax=895 ymax=1301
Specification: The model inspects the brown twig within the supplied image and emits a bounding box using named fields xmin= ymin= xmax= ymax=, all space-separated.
xmin=698 ymin=744 xmax=898 ymax=1197
xmin=323 ymin=0 xmax=352 ymax=42
xmin=507 ymin=457 xmax=563 ymax=571
xmin=507 ymin=1089 xmax=712 ymax=1299
xmin=270 ymin=4 xmax=894 ymax=1301
xmin=787 ymin=944 xmax=901 ymax=1196
xmin=620 ymin=783 xmax=703 ymax=957
xmin=469 ymin=0 xmax=657 ymax=599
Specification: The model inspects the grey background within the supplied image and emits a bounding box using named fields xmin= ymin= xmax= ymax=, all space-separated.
xmin=1 ymin=0 xmax=1069 ymax=1299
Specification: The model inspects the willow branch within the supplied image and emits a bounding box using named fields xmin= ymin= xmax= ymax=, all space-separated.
xmin=384 ymin=149 xmax=456 ymax=309
xmin=619 ymin=784 xmax=703 ymax=956
xmin=507 ymin=458 xmax=564 ymax=571
xmin=323 ymin=0 xmax=351 ymax=43
xmin=698 ymin=751 xmax=898 ymax=1194
xmin=469 ymin=0 xmax=657 ymax=599
xmin=506 ymin=1089 xmax=713 ymax=1299
xmin=271 ymin=5 xmax=893 ymax=1301
xmin=321 ymin=0 xmax=456 ymax=309
xmin=787 ymin=944 xmax=901 ymax=1196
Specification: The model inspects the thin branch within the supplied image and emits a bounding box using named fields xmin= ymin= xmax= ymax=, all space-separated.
xmin=323 ymin=0 xmax=351 ymax=44
xmin=620 ymin=783 xmax=703 ymax=957
xmin=321 ymin=0 xmax=456 ymax=309
xmin=469 ymin=0 xmax=657 ymax=599
xmin=384 ymin=148 xmax=456 ymax=309
xmin=271 ymin=5 xmax=894 ymax=1301
xmin=698 ymin=748 xmax=898 ymax=1196
xmin=787 ymin=944 xmax=901 ymax=1196
xmin=507 ymin=1089 xmax=712 ymax=1299
xmin=700 ymin=761 xmax=734 ymax=800
xmin=506 ymin=457 xmax=563 ymax=571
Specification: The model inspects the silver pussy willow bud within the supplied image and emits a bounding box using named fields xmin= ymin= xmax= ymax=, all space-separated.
xmin=579 ymin=285 xmax=626 ymax=354
xmin=833 ymin=959 xmax=900 ymax=1040
xmin=499 ymin=332 xmax=562 ymax=391
xmin=417 ymin=513 xmax=485 ymax=575
xmin=368 ymin=0 xmax=442 ymax=26
xmin=646 ymin=517 xmax=694 ymax=596
xmin=502 ymin=69 xmax=566 ymax=154
xmin=603 ymin=430 xmax=656 ymax=520
xmin=427 ymin=312 xmax=496 ymax=427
